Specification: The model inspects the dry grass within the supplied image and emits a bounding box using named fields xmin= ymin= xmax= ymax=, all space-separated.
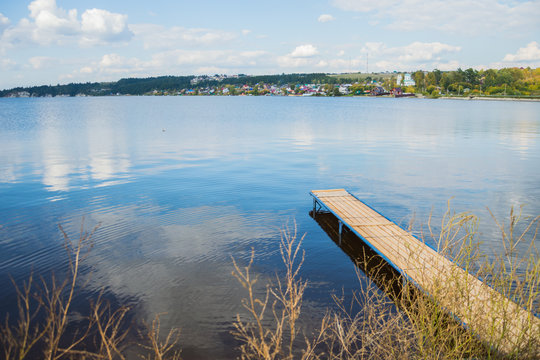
xmin=231 ymin=222 xmax=318 ymax=360
xmin=138 ymin=315 xmax=181 ymax=360
xmin=0 ymin=220 xmax=182 ymax=360
xmin=233 ymin=207 xmax=539 ymax=359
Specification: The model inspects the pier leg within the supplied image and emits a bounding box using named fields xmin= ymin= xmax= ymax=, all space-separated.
xmin=338 ymin=220 xmax=343 ymax=246
xmin=313 ymin=198 xmax=317 ymax=217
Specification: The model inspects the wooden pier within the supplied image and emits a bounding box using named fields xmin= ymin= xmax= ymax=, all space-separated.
xmin=310 ymin=189 xmax=539 ymax=354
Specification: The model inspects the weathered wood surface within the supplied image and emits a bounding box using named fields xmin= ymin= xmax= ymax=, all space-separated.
xmin=311 ymin=189 xmax=539 ymax=354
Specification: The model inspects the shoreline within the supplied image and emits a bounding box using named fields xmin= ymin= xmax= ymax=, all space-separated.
xmin=438 ymin=96 xmax=540 ymax=102
xmin=2 ymin=94 xmax=540 ymax=102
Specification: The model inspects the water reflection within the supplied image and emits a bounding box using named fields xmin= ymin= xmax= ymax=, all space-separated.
xmin=309 ymin=210 xmax=404 ymax=299
xmin=58 ymin=202 xmax=278 ymax=357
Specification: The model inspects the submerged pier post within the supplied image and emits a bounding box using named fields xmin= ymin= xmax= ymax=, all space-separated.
xmin=338 ymin=220 xmax=343 ymax=245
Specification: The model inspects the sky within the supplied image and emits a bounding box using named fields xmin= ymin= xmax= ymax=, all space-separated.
xmin=1 ymin=0 xmax=539 ymax=89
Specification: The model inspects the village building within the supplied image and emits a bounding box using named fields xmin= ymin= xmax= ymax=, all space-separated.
xmin=397 ymin=73 xmax=416 ymax=87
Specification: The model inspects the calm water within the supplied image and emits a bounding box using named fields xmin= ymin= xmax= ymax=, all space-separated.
xmin=1 ymin=96 xmax=539 ymax=358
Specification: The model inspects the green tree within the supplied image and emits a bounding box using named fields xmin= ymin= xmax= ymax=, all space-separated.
xmin=483 ymin=69 xmax=497 ymax=87
xmin=425 ymin=72 xmax=437 ymax=87
xmin=349 ymin=83 xmax=366 ymax=94
xmin=464 ymin=68 xmax=479 ymax=85
xmin=432 ymin=69 xmax=442 ymax=85
xmin=412 ymin=71 xmax=425 ymax=92
xmin=455 ymin=68 xmax=466 ymax=83
xmin=382 ymin=76 xmax=397 ymax=90
xmin=251 ymin=85 xmax=260 ymax=95
xmin=323 ymin=83 xmax=333 ymax=94
xmin=440 ymin=73 xmax=451 ymax=92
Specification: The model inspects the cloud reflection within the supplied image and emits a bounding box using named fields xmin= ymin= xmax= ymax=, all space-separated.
xmin=62 ymin=203 xmax=279 ymax=356
xmin=40 ymin=125 xmax=74 ymax=191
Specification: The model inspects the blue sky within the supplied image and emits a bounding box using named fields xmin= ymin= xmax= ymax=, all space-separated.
xmin=1 ymin=0 xmax=539 ymax=89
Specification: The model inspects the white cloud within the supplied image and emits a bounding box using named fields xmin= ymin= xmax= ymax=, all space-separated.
xmin=315 ymin=57 xmax=362 ymax=71
xmin=80 ymin=66 xmax=93 ymax=74
xmin=130 ymin=24 xmax=236 ymax=50
xmin=362 ymin=41 xmax=460 ymax=64
xmin=362 ymin=42 xmax=385 ymax=54
xmin=318 ymin=14 xmax=335 ymax=23
xmin=277 ymin=56 xmax=310 ymax=68
xmin=29 ymin=0 xmax=79 ymax=35
xmin=239 ymin=50 xmax=267 ymax=58
xmin=332 ymin=0 xmax=388 ymax=12
xmin=0 ymin=12 xmax=10 ymax=32
xmin=433 ymin=60 xmax=461 ymax=71
xmin=331 ymin=0 xmax=540 ymax=33
xmin=0 ymin=13 xmax=10 ymax=55
xmin=80 ymin=8 xmax=131 ymax=45
xmin=164 ymin=49 xmax=267 ymax=68
xmin=316 ymin=60 xmax=328 ymax=67
xmin=276 ymin=41 xmax=460 ymax=72
xmin=100 ymin=53 xmax=125 ymax=67
xmin=313 ymin=41 xmax=462 ymax=72
xmin=277 ymin=44 xmax=319 ymax=68
xmin=241 ymin=29 xmax=251 ymax=35
xmin=395 ymin=42 xmax=461 ymax=62
xmin=195 ymin=66 xmax=226 ymax=74
xmin=175 ymin=28 xmax=235 ymax=44
xmin=29 ymin=56 xmax=56 ymax=69
xmin=290 ymin=44 xmax=318 ymax=58
xmin=77 ymin=49 xmax=270 ymax=78
xmin=1 ymin=0 xmax=132 ymax=47
xmin=1 ymin=58 xmax=16 ymax=70
xmin=374 ymin=59 xmax=461 ymax=72
xmin=503 ymin=41 xmax=540 ymax=62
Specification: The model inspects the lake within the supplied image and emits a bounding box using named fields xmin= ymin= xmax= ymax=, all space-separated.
xmin=1 ymin=96 xmax=539 ymax=358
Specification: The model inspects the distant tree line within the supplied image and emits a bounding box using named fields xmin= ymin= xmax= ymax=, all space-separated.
xmin=0 ymin=73 xmax=332 ymax=97
xmin=410 ymin=67 xmax=540 ymax=97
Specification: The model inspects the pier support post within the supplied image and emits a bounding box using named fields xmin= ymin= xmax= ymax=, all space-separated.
xmin=338 ymin=220 xmax=343 ymax=245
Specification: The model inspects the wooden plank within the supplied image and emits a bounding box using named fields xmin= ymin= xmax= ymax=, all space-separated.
xmin=311 ymin=189 xmax=540 ymax=354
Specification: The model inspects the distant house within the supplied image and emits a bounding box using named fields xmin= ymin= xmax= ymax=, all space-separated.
xmin=338 ymin=84 xmax=352 ymax=94
xmin=371 ymin=86 xmax=389 ymax=96
xmin=391 ymin=87 xmax=403 ymax=95
xmin=397 ymin=73 xmax=416 ymax=87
